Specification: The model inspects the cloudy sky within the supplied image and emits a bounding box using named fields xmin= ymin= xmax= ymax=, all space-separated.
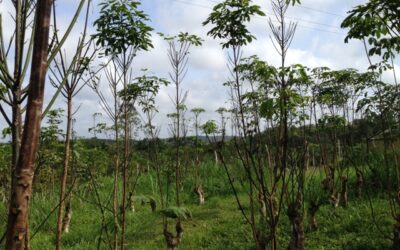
xmin=1 ymin=0 xmax=398 ymax=139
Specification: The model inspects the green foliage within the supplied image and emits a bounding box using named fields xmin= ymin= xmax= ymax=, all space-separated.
xmin=41 ymin=108 xmax=64 ymax=142
xmin=88 ymin=122 xmax=108 ymax=136
xmin=0 ymin=168 xmax=393 ymax=249
xmin=236 ymin=55 xmax=277 ymax=86
xmin=158 ymin=32 xmax=203 ymax=47
xmin=160 ymin=206 xmax=192 ymax=220
xmin=0 ymin=144 xmax=11 ymax=201
xmin=191 ymin=107 xmax=206 ymax=115
xmin=1 ymin=127 xmax=11 ymax=139
xmin=119 ymin=71 xmax=169 ymax=106
xmin=316 ymin=69 xmax=357 ymax=107
xmin=215 ymin=107 xmax=228 ymax=115
xmin=318 ymin=115 xmax=347 ymax=130
xmin=203 ymin=0 xmax=265 ymax=49
xmin=357 ymin=80 xmax=400 ymax=120
xmin=93 ymin=0 xmax=153 ymax=55
xmin=287 ymin=0 xmax=301 ymax=5
xmin=304 ymin=171 xmax=326 ymax=205
xmin=166 ymin=112 xmax=178 ymax=119
xmin=341 ymin=0 xmax=400 ymax=66
xmin=236 ymin=56 xmax=313 ymax=123
xmin=201 ymin=120 xmax=219 ymax=135
xmin=260 ymin=98 xmax=275 ymax=119
xmin=132 ymin=195 xmax=157 ymax=211
xmin=363 ymin=149 xmax=399 ymax=191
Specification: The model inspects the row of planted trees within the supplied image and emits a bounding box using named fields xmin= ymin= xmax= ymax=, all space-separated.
xmin=0 ymin=0 xmax=399 ymax=249
xmin=200 ymin=0 xmax=400 ymax=249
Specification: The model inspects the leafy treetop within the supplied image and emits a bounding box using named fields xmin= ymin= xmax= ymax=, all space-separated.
xmin=203 ymin=0 xmax=265 ymax=49
xmin=158 ymin=32 xmax=203 ymax=46
xmin=201 ymin=120 xmax=219 ymax=135
xmin=191 ymin=108 xmax=206 ymax=115
xmin=93 ymin=0 xmax=153 ymax=55
xmin=118 ymin=70 xmax=169 ymax=106
xmin=341 ymin=0 xmax=400 ymax=65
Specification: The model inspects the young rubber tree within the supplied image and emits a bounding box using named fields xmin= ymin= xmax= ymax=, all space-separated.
xmin=190 ymin=107 xmax=206 ymax=163
xmin=342 ymin=4 xmax=400 ymax=243
xmin=135 ymin=72 xmax=169 ymax=212
xmin=48 ymin=1 xmax=96 ymax=248
xmin=190 ymin=107 xmax=206 ymax=205
xmin=93 ymin=0 xmax=153 ymax=249
xmin=215 ymin=107 xmax=228 ymax=141
xmin=5 ymin=0 xmax=53 ymax=248
xmin=89 ymin=113 xmax=103 ymax=138
xmin=356 ymin=77 xmax=400 ymax=248
xmin=159 ymin=31 xmax=202 ymax=250
xmin=204 ymin=1 xmax=283 ymax=249
xmin=0 ymin=0 xmax=87 ymax=182
xmin=341 ymin=0 xmax=400 ymax=72
xmin=35 ymin=108 xmax=64 ymax=191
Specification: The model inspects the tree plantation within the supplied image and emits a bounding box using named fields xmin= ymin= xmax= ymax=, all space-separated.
xmin=0 ymin=0 xmax=400 ymax=249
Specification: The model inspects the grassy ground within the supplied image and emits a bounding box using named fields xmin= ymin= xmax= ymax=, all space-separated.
xmin=0 ymin=166 xmax=395 ymax=249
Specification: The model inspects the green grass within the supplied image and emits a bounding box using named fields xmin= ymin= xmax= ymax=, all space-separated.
xmin=0 ymin=165 xmax=395 ymax=249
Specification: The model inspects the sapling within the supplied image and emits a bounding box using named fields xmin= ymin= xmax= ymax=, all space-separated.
xmin=5 ymin=0 xmax=53 ymax=248
xmin=49 ymin=1 xmax=95 ymax=247
xmin=159 ymin=32 xmax=202 ymax=249
xmin=204 ymin=2 xmax=277 ymax=248
xmin=120 ymin=71 xmax=169 ymax=214
xmin=342 ymin=3 xmax=400 ymax=246
xmin=1 ymin=1 xmax=87 ymax=247
xmin=0 ymin=0 xmax=87 ymax=174
xmin=93 ymin=1 xmax=153 ymax=248
xmin=190 ymin=107 xmax=206 ymax=205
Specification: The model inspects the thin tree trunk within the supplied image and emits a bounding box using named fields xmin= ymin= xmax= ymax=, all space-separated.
xmin=121 ymin=53 xmax=128 ymax=250
xmin=6 ymin=0 xmax=52 ymax=248
xmin=113 ymin=86 xmax=119 ymax=250
xmin=9 ymin=1 xmax=24 ymax=226
xmin=11 ymin=0 xmax=23 ymax=172
xmin=56 ymin=96 xmax=72 ymax=250
xmin=11 ymin=104 xmax=22 ymax=173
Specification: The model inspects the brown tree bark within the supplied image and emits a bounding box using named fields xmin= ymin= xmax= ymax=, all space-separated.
xmin=10 ymin=0 xmax=24 ymax=173
xmin=5 ymin=0 xmax=53 ymax=248
xmin=288 ymin=200 xmax=305 ymax=250
xmin=164 ymin=222 xmax=184 ymax=250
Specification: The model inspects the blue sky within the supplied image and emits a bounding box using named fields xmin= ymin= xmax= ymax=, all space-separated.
xmin=1 ymin=0 xmax=398 ymax=139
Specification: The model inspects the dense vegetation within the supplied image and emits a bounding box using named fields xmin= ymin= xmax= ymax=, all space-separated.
xmin=0 ymin=0 xmax=399 ymax=249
